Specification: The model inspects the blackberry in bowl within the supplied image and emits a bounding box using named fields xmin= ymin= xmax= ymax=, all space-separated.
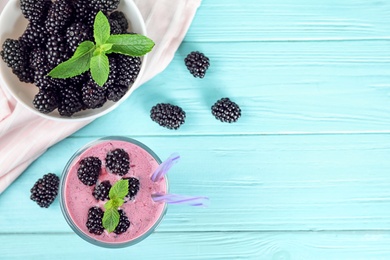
xmin=0 ymin=0 xmax=150 ymax=121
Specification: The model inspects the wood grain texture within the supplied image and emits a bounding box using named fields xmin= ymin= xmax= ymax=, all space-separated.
xmin=2 ymin=0 xmax=390 ymax=258
xmin=2 ymin=232 xmax=390 ymax=259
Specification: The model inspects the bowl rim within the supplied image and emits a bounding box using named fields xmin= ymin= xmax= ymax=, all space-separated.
xmin=0 ymin=0 xmax=148 ymax=122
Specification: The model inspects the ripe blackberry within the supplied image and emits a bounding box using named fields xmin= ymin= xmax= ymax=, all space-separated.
xmin=66 ymin=23 xmax=92 ymax=53
xmin=13 ymin=67 xmax=35 ymax=84
xmin=30 ymin=48 xmax=47 ymax=70
xmin=46 ymin=35 xmax=71 ymax=68
xmin=184 ymin=51 xmax=210 ymax=78
xmin=81 ymin=80 xmax=107 ymax=109
xmin=113 ymin=54 xmax=141 ymax=87
xmin=30 ymin=173 xmax=59 ymax=208
xmin=33 ymin=89 xmax=59 ymax=114
xmin=86 ymin=207 xmax=104 ymax=235
xmin=123 ymin=177 xmax=140 ymax=199
xmin=211 ymin=98 xmax=241 ymax=123
xmin=20 ymin=0 xmax=51 ymax=23
xmin=90 ymin=0 xmax=120 ymax=12
xmin=20 ymin=22 xmax=47 ymax=48
xmin=105 ymin=148 xmax=130 ymax=176
xmin=93 ymin=180 xmax=111 ymax=201
xmin=1 ymin=39 xmax=28 ymax=72
xmin=45 ymin=0 xmax=74 ymax=35
xmin=57 ymin=84 xmax=84 ymax=116
xmin=109 ymin=11 xmax=128 ymax=34
xmin=105 ymin=84 xmax=128 ymax=102
xmin=34 ymin=65 xmax=67 ymax=91
xmin=150 ymin=103 xmax=186 ymax=130
xmin=77 ymin=156 xmax=102 ymax=186
xmin=113 ymin=209 xmax=130 ymax=235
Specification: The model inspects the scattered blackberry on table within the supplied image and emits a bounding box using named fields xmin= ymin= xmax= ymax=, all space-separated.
xmin=45 ymin=0 xmax=74 ymax=35
xmin=86 ymin=207 xmax=104 ymax=235
xmin=150 ymin=103 xmax=186 ymax=130
xmin=93 ymin=181 xmax=112 ymax=201
xmin=66 ymin=22 xmax=92 ymax=52
xmin=57 ymin=84 xmax=84 ymax=116
xmin=211 ymin=98 xmax=241 ymax=123
xmin=30 ymin=173 xmax=59 ymax=208
xmin=106 ymin=148 xmax=130 ymax=176
xmin=109 ymin=11 xmax=128 ymax=34
xmin=20 ymin=22 xmax=47 ymax=48
xmin=77 ymin=156 xmax=102 ymax=186
xmin=123 ymin=177 xmax=140 ymax=199
xmin=112 ymin=54 xmax=141 ymax=87
xmin=20 ymin=0 xmax=52 ymax=23
xmin=33 ymin=89 xmax=59 ymax=114
xmin=82 ymin=80 xmax=107 ymax=109
xmin=0 ymin=39 xmax=28 ymax=72
xmin=184 ymin=51 xmax=210 ymax=78
xmin=90 ymin=0 xmax=120 ymax=12
xmin=113 ymin=209 xmax=130 ymax=234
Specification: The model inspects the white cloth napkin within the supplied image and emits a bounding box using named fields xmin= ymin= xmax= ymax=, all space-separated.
xmin=0 ymin=0 xmax=202 ymax=193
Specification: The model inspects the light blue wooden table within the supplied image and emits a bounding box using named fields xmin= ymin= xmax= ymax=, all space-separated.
xmin=2 ymin=0 xmax=390 ymax=259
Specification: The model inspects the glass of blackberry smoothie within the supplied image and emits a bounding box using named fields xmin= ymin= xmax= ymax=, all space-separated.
xmin=59 ymin=136 xmax=168 ymax=248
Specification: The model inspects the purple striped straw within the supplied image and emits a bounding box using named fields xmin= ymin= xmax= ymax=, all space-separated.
xmin=151 ymin=153 xmax=180 ymax=182
xmin=152 ymin=193 xmax=209 ymax=207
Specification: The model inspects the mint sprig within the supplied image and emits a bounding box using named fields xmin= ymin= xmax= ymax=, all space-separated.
xmin=48 ymin=11 xmax=155 ymax=87
xmin=102 ymin=179 xmax=129 ymax=233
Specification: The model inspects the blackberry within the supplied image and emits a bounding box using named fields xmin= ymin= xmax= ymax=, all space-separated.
xmin=105 ymin=148 xmax=130 ymax=176
xmin=30 ymin=48 xmax=47 ymax=70
xmin=20 ymin=0 xmax=51 ymax=23
xmin=90 ymin=0 xmax=120 ymax=12
xmin=33 ymin=89 xmax=59 ymax=114
xmin=109 ymin=11 xmax=128 ymax=34
xmin=81 ymin=80 xmax=107 ymax=109
xmin=45 ymin=0 xmax=74 ymax=35
xmin=123 ymin=177 xmax=140 ymax=199
xmin=13 ymin=67 xmax=35 ymax=83
xmin=1 ymin=39 xmax=28 ymax=72
xmin=66 ymin=23 xmax=92 ymax=53
xmin=150 ymin=103 xmax=186 ymax=130
xmin=77 ymin=156 xmax=102 ymax=186
xmin=30 ymin=173 xmax=59 ymax=208
xmin=184 ymin=51 xmax=210 ymax=78
xmin=113 ymin=54 xmax=141 ymax=87
xmin=86 ymin=207 xmax=104 ymax=235
xmin=93 ymin=180 xmax=111 ymax=201
xmin=20 ymin=22 xmax=47 ymax=48
xmin=46 ymin=35 xmax=71 ymax=68
xmin=57 ymin=84 xmax=84 ymax=116
xmin=105 ymin=84 xmax=128 ymax=102
xmin=34 ymin=65 xmax=67 ymax=91
xmin=113 ymin=209 xmax=130 ymax=235
xmin=211 ymin=98 xmax=241 ymax=123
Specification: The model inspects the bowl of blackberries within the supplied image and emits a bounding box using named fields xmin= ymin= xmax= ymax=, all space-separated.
xmin=0 ymin=0 xmax=154 ymax=121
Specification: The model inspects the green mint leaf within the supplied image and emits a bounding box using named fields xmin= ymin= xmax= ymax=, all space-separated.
xmin=48 ymin=41 xmax=95 ymax=78
xmin=104 ymin=199 xmax=114 ymax=210
xmin=90 ymin=53 xmax=109 ymax=87
xmin=102 ymin=208 xmax=120 ymax=233
xmin=94 ymin=11 xmax=111 ymax=46
xmin=106 ymin=34 xmax=155 ymax=56
xmin=100 ymin=43 xmax=113 ymax=52
xmin=109 ymin=179 xmax=129 ymax=200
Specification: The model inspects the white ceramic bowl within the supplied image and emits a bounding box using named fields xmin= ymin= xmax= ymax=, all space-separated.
xmin=0 ymin=0 xmax=147 ymax=121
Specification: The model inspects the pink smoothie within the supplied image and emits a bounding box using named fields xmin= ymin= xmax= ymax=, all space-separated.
xmin=62 ymin=139 xmax=167 ymax=245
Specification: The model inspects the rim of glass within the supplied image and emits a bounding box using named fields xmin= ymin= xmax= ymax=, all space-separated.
xmin=59 ymin=136 xmax=168 ymax=248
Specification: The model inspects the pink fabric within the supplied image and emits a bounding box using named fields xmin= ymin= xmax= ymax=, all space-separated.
xmin=0 ymin=0 xmax=201 ymax=193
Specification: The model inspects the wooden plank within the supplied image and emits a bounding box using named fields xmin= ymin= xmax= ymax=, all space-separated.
xmin=2 ymin=134 xmax=390 ymax=232
xmin=186 ymin=0 xmax=390 ymax=41
xmin=74 ymin=40 xmax=390 ymax=136
xmin=1 ymin=231 xmax=390 ymax=259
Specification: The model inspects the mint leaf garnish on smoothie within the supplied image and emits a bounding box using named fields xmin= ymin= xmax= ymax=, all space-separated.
xmin=103 ymin=179 xmax=129 ymax=232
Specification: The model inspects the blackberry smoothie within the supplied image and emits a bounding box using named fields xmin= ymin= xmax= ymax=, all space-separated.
xmin=60 ymin=137 xmax=167 ymax=247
